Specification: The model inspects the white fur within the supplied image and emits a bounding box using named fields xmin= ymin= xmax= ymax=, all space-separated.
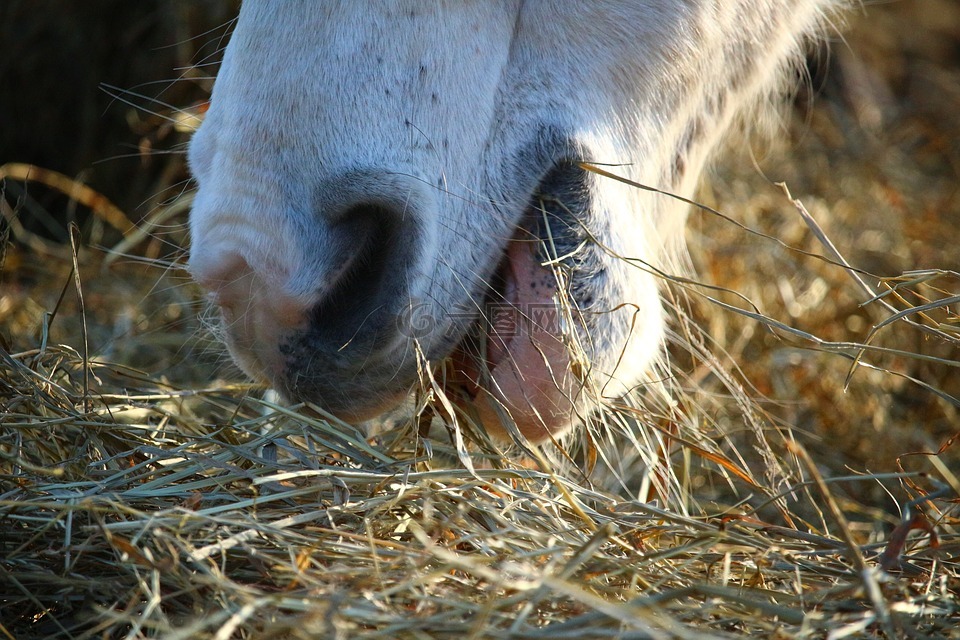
xmin=188 ymin=0 xmax=842 ymax=438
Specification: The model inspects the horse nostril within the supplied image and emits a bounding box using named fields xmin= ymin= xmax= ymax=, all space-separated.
xmin=312 ymin=202 xmax=408 ymax=343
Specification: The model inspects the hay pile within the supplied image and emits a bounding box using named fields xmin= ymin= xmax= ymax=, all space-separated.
xmin=2 ymin=3 xmax=959 ymax=639
xmin=2 ymin=335 xmax=957 ymax=638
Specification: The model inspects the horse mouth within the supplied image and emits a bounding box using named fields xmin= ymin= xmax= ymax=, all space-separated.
xmin=446 ymin=171 xmax=589 ymax=441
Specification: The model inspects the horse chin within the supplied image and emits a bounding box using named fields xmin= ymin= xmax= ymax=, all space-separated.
xmin=447 ymin=224 xmax=581 ymax=444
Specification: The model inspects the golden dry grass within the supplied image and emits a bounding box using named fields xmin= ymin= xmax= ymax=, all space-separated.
xmin=2 ymin=4 xmax=959 ymax=639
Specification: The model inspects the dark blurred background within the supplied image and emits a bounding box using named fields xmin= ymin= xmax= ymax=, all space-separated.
xmin=0 ymin=0 xmax=237 ymax=242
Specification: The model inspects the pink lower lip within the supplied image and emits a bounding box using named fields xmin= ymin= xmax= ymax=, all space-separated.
xmin=482 ymin=241 xmax=523 ymax=372
xmin=448 ymin=230 xmax=577 ymax=442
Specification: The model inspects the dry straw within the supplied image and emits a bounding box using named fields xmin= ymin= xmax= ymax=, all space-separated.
xmin=1 ymin=341 xmax=957 ymax=639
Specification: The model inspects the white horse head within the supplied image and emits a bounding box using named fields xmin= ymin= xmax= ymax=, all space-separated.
xmin=188 ymin=1 xmax=839 ymax=441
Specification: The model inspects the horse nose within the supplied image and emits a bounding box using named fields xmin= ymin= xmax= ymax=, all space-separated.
xmin=189 ymin=249 xmax=252 ymax=304
xmin=190 ymin=251 xmax=300 ymax=323
xmin=189 ymin=246 xmax=312 ymax=375
xmin=189 ymin=179 xmax=432 ymax=360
